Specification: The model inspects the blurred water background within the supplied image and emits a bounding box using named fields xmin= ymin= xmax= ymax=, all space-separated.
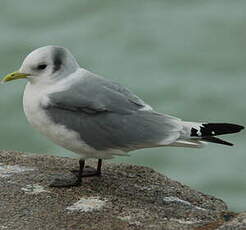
xmin=0 ymin=0 xmax=245 ymax=211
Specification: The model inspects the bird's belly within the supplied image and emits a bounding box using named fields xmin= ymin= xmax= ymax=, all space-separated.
xmin=23 ymin=97 xmax=95 ymax=159
xmin=31 ymin=108 xmax=92 ymax=153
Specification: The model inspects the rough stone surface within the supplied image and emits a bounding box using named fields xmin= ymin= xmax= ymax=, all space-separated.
xmin=0 ymin=150 xmax=245 ymax=230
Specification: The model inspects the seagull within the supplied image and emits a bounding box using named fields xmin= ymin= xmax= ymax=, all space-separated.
xmin=2 ymin=46 xmax=244 ymax=187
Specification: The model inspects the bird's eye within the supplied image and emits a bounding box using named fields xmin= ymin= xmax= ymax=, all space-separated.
xmin=37 ymin=64 xmax=47 ymax=70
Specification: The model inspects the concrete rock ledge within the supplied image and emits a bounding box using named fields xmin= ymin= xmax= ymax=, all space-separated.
xmin=0 ymin=150 xmax=245 ymax=230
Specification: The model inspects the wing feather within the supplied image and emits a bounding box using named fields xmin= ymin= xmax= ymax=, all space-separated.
xmin=44 ymin=72 xmax=182 ymax=150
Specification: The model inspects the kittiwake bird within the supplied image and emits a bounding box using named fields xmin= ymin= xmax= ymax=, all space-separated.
xmin=2 ymin=46 xmax=244 ymax=187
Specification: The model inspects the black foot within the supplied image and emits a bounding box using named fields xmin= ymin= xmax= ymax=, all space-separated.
xmin=49 ymin=172 xmax=81 ymax=187
xmin=49 ymin=159 xmax=102 ymax=188
xmin=71 ymin=166 xmax=101 ymax=178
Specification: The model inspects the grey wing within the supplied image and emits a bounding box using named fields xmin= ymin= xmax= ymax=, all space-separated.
xmin=49 ymin=73 xmax=151 ymax=114
xmin=100 ymin=76 xmax=150 ymax=109
xmin=45 ymin=73 xmax=182 ymax=150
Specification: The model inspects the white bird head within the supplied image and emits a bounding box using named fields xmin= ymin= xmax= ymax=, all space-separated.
xmin=2 ymin=46 xmax=80 ymax=84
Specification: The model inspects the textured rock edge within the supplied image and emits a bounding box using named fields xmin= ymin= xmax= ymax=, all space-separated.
xmin=0 ymin=150 xmax=245 ymax=230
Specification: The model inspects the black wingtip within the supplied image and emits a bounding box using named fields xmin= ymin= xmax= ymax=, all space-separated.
xmin=201 ymin=123 xmax=244 ymax=136
xmin=202 ymin=136 xmax=234 ymax=146
xmin=229 ymin=124 xmax=245 ymax=132
xmin=238 ymin=125 xmax=245 ymax=131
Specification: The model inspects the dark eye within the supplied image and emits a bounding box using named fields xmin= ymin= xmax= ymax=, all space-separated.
xmin=37 ymin=64 xmax=47 ymax=70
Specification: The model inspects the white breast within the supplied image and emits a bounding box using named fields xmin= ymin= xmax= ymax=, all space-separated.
xmin=23 ymin=80 xmax=97 ymax=159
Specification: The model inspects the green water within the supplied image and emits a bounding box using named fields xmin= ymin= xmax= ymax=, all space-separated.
xmin=0 ymin=0 xmax=245 ymax=211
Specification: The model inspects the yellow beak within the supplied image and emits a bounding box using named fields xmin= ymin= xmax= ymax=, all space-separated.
xmin=1 ymin=71 xmax=30 ymax=83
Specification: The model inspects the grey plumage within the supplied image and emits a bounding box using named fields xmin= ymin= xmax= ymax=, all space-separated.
xmin=44 ymin=73 xmax=182 ymax=151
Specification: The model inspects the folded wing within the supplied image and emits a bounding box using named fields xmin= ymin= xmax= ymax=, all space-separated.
xmin=43 ymin=72 xmax=182 ymax=151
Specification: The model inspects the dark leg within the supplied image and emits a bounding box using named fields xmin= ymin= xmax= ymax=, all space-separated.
xmin=72 ymin=159 xmax=102 ymax=186
xmin=70 ymin=159 xmax=103 ymax=177
xmin=97 ymin=159 xmax=102 ymax=175
xmin=79 ymin=159 xmax=85 ymax=177
xmin=74 ymin=159 xmax=102 ymax=183
xmin=80 ymin=159 xmax=102 ymax=177
xmin=73 ymin=159 xmax=85 ymax=185
xmin=49 ymin=159 xmax=102 ymax=187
